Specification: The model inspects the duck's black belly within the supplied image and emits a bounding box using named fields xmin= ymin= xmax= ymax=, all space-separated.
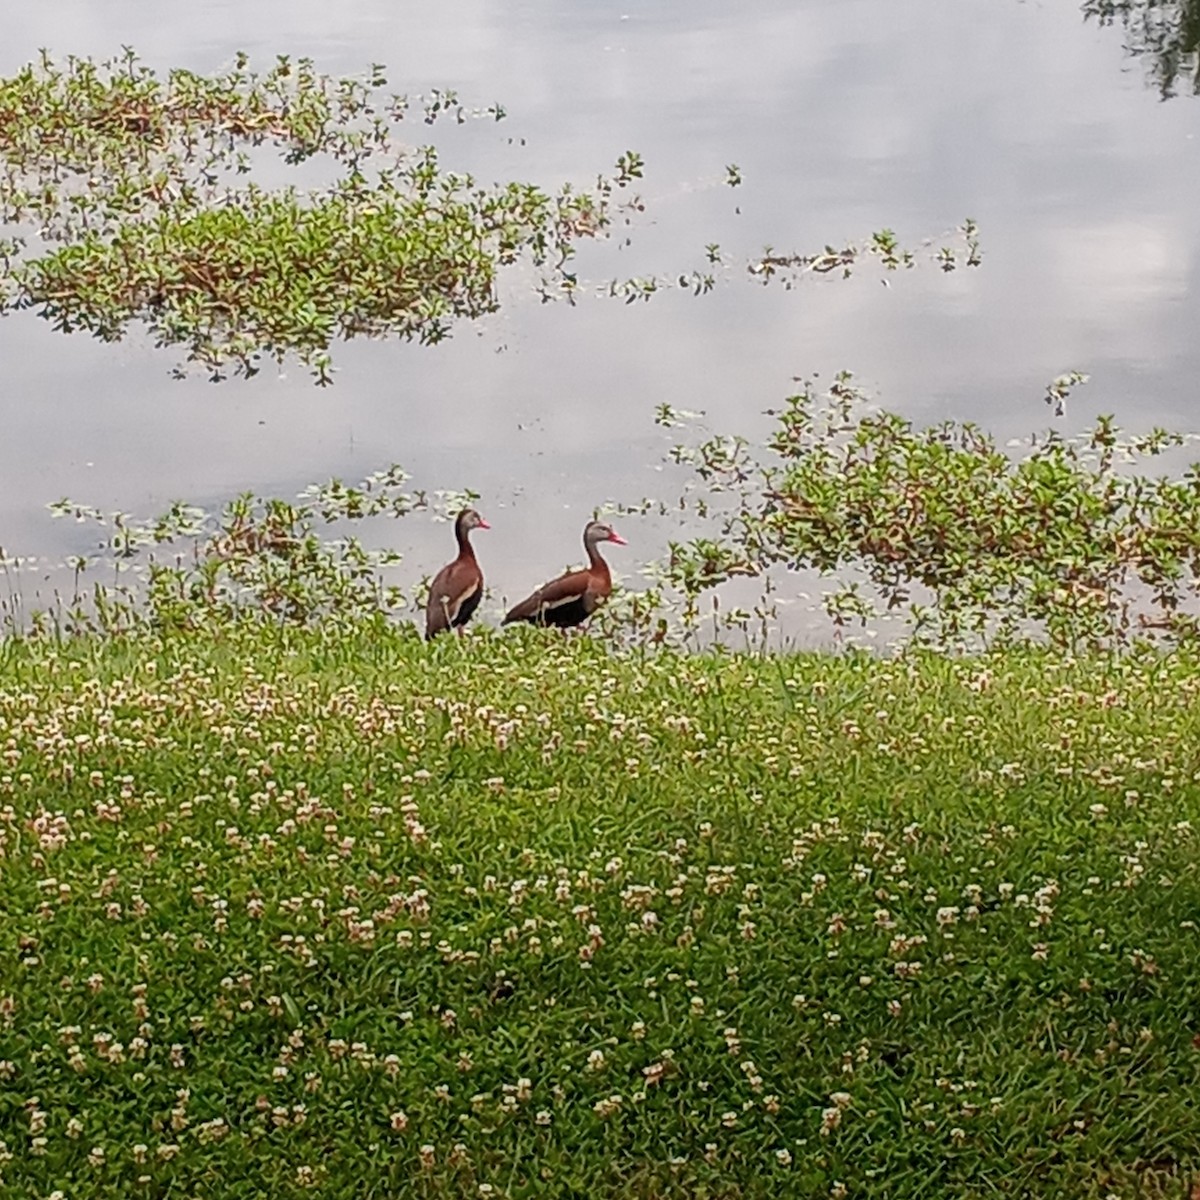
xmin=536 ymin=596 xmax=592 ymax=628
xmin=454 ymin=589 xmax=482 ymax=628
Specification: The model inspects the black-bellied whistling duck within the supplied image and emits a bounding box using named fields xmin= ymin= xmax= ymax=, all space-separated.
xmin=503 ymin=520 xmax=626 ymax=629
xmin=425 ymin=508 xmax=489 ymax=640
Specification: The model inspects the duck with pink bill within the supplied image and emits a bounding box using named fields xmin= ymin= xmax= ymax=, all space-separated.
xmin=503 ymin=520 xmax=627 ymax=629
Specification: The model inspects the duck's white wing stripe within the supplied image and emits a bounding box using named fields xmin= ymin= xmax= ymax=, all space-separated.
xmin=538 ymin=591 xmax=583 ymax=612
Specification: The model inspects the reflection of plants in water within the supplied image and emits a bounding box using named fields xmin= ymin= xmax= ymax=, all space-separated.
xmin=0 ymin=51 xmax=640 ymax=382
xmin=658 ymin=375 xmax=1200 ymax=649
xmin=1083 ymin=0 xmax=1200 ymax=97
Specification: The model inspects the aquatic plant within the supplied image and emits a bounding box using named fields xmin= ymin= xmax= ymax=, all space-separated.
xmin=42 ymin=466 xmax=451 ymax=634
xmin=0 ymin=51 xmax=639 ymax=382
xmin=23 ymin=371 xmax=1200 ymax=650
xmin=0 ymin=52 xmax=982 ymax=382
xmin=659 ymin=374 xmax=1200 ymax=649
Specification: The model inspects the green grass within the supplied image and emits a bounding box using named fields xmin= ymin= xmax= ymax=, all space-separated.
xmin=0 ymin=624 xmax=1198 ymax=1198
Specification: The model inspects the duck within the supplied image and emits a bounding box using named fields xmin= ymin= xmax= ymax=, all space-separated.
xmin=425 ymin=508 xmax=489 ymax=640
xmin=503 ymin=519 xmax=626 ymax=628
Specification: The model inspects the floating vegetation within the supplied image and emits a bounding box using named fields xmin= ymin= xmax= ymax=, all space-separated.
xmin=660 ymin=375 xmax=1200 ymax=648
xmin=539 ymin=222 xmax=982 ymax=307
xmin=39 ymin=466 xmax=457 ymax=634
xmin=20 ymin=170 xmax=610 ymax=382
xmin=0 ymin=51 xmax=639 ymax=382
xmin=748 ymin=220 xmax=982 ymax=284
xmin=0 ymin=52 xmax=983 ymax=382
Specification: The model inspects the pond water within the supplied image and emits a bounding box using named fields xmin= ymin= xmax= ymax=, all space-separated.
xmin=1 ymin=0 xmax=1198 ymax=636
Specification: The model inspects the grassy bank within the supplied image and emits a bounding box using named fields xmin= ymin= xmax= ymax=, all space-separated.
xmin=0 ymin=625 xmax=1197 ymax=1198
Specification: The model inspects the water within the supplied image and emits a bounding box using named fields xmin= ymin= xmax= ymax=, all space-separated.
xmin=1 ymin=1 xmax=1197 ymax=634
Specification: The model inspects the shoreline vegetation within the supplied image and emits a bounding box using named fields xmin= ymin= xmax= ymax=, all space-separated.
xmin=4 ymin=374 xmax=1197 ymax=654
xmin=0 ymin=628 xmax=1198 ymax=1197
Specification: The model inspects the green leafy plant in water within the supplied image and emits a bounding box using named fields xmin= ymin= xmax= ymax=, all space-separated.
xmin=28 ymin=368 xmax=1200 ymax=653
xmin=0 ymin=51 xmax=637 ymax=382
xmin=749 ymin=219 xmax=981 ymax=285
xmin=21 ymin=379 xmax=1200 ymax=651
xmin=661 ymin=374 xmax=1200 ymax=650
xmin=46 ymin=466 xmax=431 ymax=634
xmin=20 ymin=163 xmax=607 ymax=383
xmin=0 ymin=52 xmax=984 ymax=381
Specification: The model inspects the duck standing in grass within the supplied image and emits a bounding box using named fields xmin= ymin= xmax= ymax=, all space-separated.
xmin=425 ymin=508 xmax=490 ymax=640
xmin=503 ymin=520 xmax=626 ymax=629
